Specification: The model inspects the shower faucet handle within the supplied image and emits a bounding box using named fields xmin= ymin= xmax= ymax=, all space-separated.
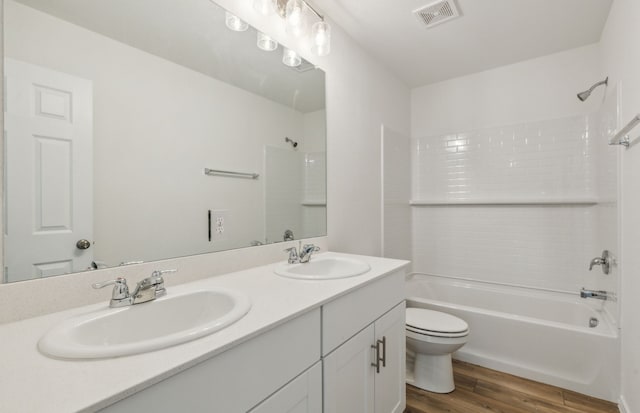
xmin=588 ymin=250 xmax=611 ymax=275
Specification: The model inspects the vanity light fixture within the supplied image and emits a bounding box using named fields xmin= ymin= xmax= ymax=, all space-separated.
xmin=282 ymin=48 xmax=302 ymax=67
xmin=285 ymin=0 xmax=306 ymax=37
xmin=223 ymin=0 xmax=331 ymax=66
xmin=253 ymin=0 xmax=274 ymax=16
xmin=225 ymin=11 xmax=248 ymax=32
xmin=272 ymin=0 xmax=332 ymax=57
xmin=311 ymin=20 xmax=331 ymax=56
xmin=257 ymin=32 xmax=279 ymax=51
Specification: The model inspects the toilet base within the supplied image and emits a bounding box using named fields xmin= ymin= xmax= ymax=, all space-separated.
xmin=412 ymin=353 xmax=455 ymax=393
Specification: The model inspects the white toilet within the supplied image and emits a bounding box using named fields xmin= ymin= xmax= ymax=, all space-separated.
xmin=405 ymin=307 xmax=469 ymax=393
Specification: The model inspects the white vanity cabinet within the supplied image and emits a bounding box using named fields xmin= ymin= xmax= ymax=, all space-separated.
xmin=100 ymin=267 xmax=406 ymax=413
xmin=322 ymin=270 xmax=406 ymax=413
xmin=100 ymin=309 xmax=321 ymax=413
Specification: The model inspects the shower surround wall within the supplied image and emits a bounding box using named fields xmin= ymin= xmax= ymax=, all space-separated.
xmin=413 ymin=114 xmax=608 ymax=292
xmin=264 ymin=148 xmax=326 ymax=244
xmin=412 ymin=109 xmax=618 ymax=320
xmin=410 ymin=44 xmax=619 ymax=316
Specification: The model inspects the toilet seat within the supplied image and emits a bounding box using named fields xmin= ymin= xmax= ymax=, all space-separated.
xmin=406 ymin=308 xmax=469 ymax=338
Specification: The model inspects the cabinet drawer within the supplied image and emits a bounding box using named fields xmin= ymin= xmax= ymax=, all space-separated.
xmin=101 ymin=309 xmax=321 ymax=413
xmin=322 ymin=270 xmax=405 ymax=355
xmin=249 ymin=361 xmax=322 ymax=413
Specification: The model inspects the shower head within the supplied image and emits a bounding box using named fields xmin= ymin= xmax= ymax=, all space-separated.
xmin=577 ymin=77 xmax=608 ymax=102
xmin=285 ymin=137 xmax=298 ymax=148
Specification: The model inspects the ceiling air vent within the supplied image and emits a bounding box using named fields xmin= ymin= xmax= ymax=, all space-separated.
xmin=413 ymin=0 xmax=461 ymax=29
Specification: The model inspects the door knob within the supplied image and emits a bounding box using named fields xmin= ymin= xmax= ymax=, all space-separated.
xmin=76 ymin=239 xmax=91 ymax=250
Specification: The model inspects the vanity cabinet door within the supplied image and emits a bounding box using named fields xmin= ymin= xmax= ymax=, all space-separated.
xmin=323 ymin=324 xmax=376 ymax=413
xmin=323 ymin=302 xmax=406 ymax=413
xmin=374 ymin=302 xmax=406 ymax=413
xmin=249 ymin=362 xmax=322 ymax=413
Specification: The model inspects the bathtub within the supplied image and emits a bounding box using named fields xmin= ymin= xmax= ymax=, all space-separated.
xmin=406 ymin=273 xmax=619 ymax=402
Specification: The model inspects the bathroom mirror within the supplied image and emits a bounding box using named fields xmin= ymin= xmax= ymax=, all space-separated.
xmin=2 ymin=0 xmax=327 ymax=283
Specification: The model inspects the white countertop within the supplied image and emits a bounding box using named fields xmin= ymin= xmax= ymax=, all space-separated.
xmin=0 ymin=252 xmax=408 ymax=413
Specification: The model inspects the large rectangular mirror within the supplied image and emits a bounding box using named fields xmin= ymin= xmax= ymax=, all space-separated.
xmin=2 ymin=0 xmax=327 ymax=283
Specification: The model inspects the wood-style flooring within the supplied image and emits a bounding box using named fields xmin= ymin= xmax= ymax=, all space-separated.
xmin=405 ymin=360 xmax=619 ymax=413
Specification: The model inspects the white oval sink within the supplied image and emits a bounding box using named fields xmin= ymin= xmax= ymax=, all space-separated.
xmin=38 ymin=288 xmax=251 ymax=359
xmin=275 ymin=256 xmax=371 ymax=280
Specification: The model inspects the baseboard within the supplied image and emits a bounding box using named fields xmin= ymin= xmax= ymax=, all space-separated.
xmin=619 ymin=395 xmax=631 ymax=413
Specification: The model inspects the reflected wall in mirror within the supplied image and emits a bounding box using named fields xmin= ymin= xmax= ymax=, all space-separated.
xmin=2 ymin=0 xmax=326 ymax=283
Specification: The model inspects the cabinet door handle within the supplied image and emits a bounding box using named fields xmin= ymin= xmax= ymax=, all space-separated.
xmin=371 ymin=341 xmax=381 ymax=373
xmin=371 ymin=337 xmax=386 ymax=374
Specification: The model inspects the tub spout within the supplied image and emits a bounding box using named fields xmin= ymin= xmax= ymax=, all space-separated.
xmin=580 ymin=288 xmax=616 ymax=301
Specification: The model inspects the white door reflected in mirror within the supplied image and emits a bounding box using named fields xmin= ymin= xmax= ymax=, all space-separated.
xmin=4 ymin=59 xmax=93 ymax=282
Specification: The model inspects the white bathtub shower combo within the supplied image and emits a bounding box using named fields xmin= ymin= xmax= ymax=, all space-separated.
xmin=405 ymin=273 xmax=619 ymax=401
xmin=385 ymin=84 xmax=623 ymax=403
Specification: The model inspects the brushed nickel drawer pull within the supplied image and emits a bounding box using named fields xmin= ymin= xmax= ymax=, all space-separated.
xmin=371 ymin=341 xmax=381 ymax=373
xmin=371 ymin=337 xmax=385 ymax=373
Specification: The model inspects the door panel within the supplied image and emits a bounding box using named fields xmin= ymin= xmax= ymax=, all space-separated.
xmin=4 ymin=58 xmax=93 ymax=282
xmin=323 ymin=324 xmax=376 ymax=413
xmin=374 ymin=302 xmax=406 ymax=413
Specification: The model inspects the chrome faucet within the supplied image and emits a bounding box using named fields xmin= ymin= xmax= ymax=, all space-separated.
xmin=580 ymin=288 xmax=616 ymax=301
xmin=285 ymin=246 xmax=300 ymax=264
xmin=93 ymin=269 xmax=177 ymax=308
xmin=284 ymin=243 xmax=320 ymax=264
xmin=299 ymin=244 xmax=320 ymax=263
xmin=283 ymin=229 xmax=294 ymax=242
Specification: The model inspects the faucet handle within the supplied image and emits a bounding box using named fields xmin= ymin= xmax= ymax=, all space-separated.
xmin=147 ymin=269 xmax=176 ymax=297
xmin=92 ymin=277 xmax=129 ymax=300
xmin=302 ymin=244 xmax=320 ymax=252
xmin=284 ymin=246 xmax=299 ymax=264
xmin=284 ymin=246 xmax=298 ymax=255
xmin=150 ymin=269 xmax=177 ymax=279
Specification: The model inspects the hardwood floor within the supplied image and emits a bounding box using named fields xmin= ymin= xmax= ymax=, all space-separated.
xmin=405 ymin=360 xmax=619 ymax=413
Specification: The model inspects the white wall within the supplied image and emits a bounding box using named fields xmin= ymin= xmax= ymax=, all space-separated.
xmin=600 ymin=0 xmax=640 ymax=411
xmin=382 ymin=125 xmax=411 ymax=262
xmin=214 ymin=1 xmax=411 ymax=257
xmin=412 ymin=44 xmax=603 ymax=136
xmin=303 ymin=110 xmax=327 ymax=154
xmin=5 ymin=1 xmax=318 ymax=265
xmin=301 ymin=110 xmax=327 ymax=239
xmin=264 ymin=146 xmax=302 ymax=243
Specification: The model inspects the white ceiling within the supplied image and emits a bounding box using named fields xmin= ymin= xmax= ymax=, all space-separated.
xmin=314 ymin=0 xmax=613 ymax=87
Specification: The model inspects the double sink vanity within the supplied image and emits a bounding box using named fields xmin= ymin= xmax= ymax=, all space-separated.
xmin=0 ymin=251 xmax=408 ymax=412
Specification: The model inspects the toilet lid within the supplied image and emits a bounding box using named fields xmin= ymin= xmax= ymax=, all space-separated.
xmin=406 ymin=308 xmax=468 ymax=334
